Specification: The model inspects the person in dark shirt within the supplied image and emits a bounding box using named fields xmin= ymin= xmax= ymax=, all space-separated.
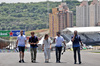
xmin=29 ymin=32 xmax=39 ymax=63
xmin=71 ymin=30 xmax=83 ymax=64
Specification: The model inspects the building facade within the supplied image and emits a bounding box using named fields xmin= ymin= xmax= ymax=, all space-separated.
xmin=49 ymin=2 xmax=73 ymax=37
xmin=89 ymin=0 xmax=99 ymax=26
xmin=76 ymin=0 xmax=89 ymax=27
xmin=76 ymin=0 xmax=100 ymax=27
xmin=97 ymin=0 xmax=100 ymax=25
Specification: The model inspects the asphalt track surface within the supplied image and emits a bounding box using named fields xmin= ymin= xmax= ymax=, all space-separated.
xmin=0 ymin=50 xmax=100 ymax=66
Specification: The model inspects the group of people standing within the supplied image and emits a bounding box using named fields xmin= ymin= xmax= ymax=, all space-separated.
xmin=16 ymin=30 xmax=83 ymax=64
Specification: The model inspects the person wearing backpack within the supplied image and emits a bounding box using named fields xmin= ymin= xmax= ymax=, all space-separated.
xmin=42 ymin=34 xmax=51 ymax=63
xmin=29 ymin=32 xmax=39 ymax=63
xmin=71 ymin=30 xmax=83 ymax=64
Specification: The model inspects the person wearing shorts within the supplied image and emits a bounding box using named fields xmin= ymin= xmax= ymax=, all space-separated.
xmin=16 ymin=30 xmax=27 ymax=63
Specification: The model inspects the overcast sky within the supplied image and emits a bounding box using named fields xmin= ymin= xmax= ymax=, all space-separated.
xmin=0 ymin=0 xmax=90 ymax=3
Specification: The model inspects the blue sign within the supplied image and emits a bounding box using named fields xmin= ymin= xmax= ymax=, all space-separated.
xmin=10 ymin=30 xmax=25 ymax=37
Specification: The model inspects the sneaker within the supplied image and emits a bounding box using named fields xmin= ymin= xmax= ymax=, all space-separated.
xmin=33 ymin=60 xmax=36 ymax=63
xmin=45 ymin=61 xmax=47 ymax=63
xmin=45 ymin=61 xmax=49 ymax=63
xmin=74 ymin=62 xmax=76 ymax=64
xmin=31 ymin=60 xmax=33 ymax=63
xmin=56 ymin=61 xmax=59 ymax=63
xmin=19 ymin=60 xmax=21 ymax=63
xmin=22 ymin=59 xmax=24 ymax=63
xmin=79 ymin=62 xmax=81 ymax=64
xmin=47 ymin=60 xmax=49 ymax=63
xmin=58 ymin=60 xmax=61 ymax=63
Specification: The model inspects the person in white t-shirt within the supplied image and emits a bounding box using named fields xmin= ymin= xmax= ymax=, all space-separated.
xmin=16 ymin=30 xmax=27 ymax=63
xmin=53 ymin=32 xmax=66 ymax=63
xmin=42 ymin=34 xmax=51 ymax=63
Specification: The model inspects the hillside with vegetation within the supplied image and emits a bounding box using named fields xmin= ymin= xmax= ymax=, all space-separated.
xmin=0 ymin=0 xmax=82 ymax=31
xmin=25 ymin=29 xmax=49 ymax=36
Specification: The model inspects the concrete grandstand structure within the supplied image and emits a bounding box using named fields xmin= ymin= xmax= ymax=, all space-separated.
xmin=61 ymin=27 xmax=100 ymax=45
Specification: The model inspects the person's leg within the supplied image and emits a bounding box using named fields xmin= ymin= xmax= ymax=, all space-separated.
xmin=18 ymin=46 xmax=22 ymax=63
xmin=73 ymin=47 xmax=77 ymax=64
xmin=55 ymin=47 xmax=59 ymax=62
xmin=46 ymin=48 xmax=50 ymax=62
xmin=44 ymin=48 xmax=48 ymax=63
xmin=33 ymin=48 xmax=37 ymax=62
xmin=30 ymin=48 xmax=33 ymax=62
xmin=22 ymin=47 xmax=25 ymax=62
xmin=22 ymin=47 xmax=25 ymax=60
xmin=58 ymin=47 xmax=62 ymax=62
xmin=22 ymin=52 xmax=24 ymax=59
xmin=77 ymin=47 xmax=81 ymax=64
xmin=44 ymin=48 xmax=46 ymax=60
xmin=48 ymin=48 xmax=50 ymax=60
xmin=22 ymin=52 xmax=24 ymax=62
xmin=19 ymin=51 xmax=22 ymax=60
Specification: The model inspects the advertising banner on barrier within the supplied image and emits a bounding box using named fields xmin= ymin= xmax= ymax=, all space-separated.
xmin=0 ymin=30 xmax=25 ymax=37
xmin=10 ymin=30 xmax=25 ymax=37
xmin=0 ymin=31 xmax=10 ymax=37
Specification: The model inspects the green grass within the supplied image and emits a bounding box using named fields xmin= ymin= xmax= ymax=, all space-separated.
xmin=25 ymin=29 xmax=49 ymax=36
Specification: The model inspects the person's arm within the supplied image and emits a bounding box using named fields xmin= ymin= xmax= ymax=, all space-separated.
xmin=79 ymin=36 xmax=83 ymax=46
xmin=29 ymin=42 xmax=34 ymax=45
xmin=53 ymin=38 xmax=56 ymax=43
xmin=42 ymin=40 xmax=45 ymax=51
xmin=71 ymin=34 xmax=75 ymax=42
xmin=62 ymin=37 xmax=66 ymax=48
xmin=62 ymin=37 xmax=66 ymax=52
xmin=25 ymin=40 xmax=27 ymax=45
xmin=16 ymin=40 xmax=18 ymax=48
xmin=25 ymin=37 xmax=27 ymax=48
xmin=42 ymin=44 xmax=44 ymax=51
xmin=50 ymin=43 xmax=51 ymax=49
xmin=28 ymin=38 xmax=34 ymax=45
xmin=16 ymin=36 xmax=19 ymax=48
xmin=63 ymin=41 xmax=66 ymax=52
xmin=80 ymin=41 xmax=83 ymax=46
xmin=34 ymin=41 xmax=39 ymax=45
xmin=63 ymin=41 xmax=66 ymax=47
xmin=34 ymin=37 xmax=39 ymax=45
